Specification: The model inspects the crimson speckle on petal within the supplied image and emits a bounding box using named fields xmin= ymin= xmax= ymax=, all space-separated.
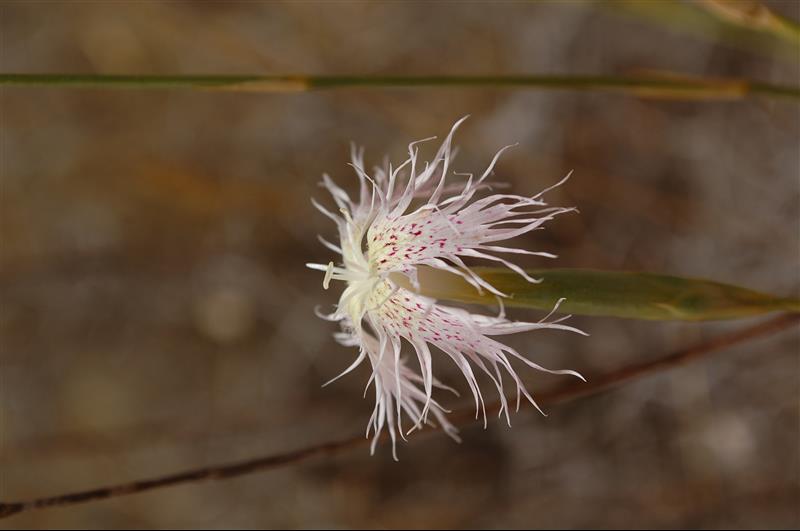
xmin=307 ymin=117 xmax=586 ymax=459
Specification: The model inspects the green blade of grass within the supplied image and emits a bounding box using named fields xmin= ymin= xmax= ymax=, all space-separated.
xmin=695 ymin=0 xmax=800 ymax=47
xmin=611 ymin=0 xmax=800 ymax=60
xmin=406 ymin=267 xmax=800 ymax=321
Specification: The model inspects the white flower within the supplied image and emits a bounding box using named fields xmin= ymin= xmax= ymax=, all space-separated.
xmin=307 ymin=117 xmax=585 ymax=458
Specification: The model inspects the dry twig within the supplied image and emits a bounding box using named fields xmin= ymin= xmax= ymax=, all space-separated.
xmin=1 ymin=313 xmax=797 ymax=519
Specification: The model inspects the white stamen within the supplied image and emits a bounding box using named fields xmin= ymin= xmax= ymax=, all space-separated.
xmin=323 ymin=261 xmax=335 ymax=290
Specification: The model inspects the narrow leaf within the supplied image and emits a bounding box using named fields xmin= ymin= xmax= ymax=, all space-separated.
xmin=409 ymin=267 xmax=800 ymax=321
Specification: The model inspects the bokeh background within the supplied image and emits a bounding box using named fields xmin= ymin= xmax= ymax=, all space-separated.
xmin=1 ymin=0 xmax=799 ymax=528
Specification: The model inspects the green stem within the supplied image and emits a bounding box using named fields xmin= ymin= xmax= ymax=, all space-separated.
xmin=1 ymin=73 xmax=798 ymax=101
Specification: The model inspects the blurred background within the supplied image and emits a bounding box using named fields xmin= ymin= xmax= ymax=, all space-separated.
xmin=1 ymin=0 xmax=799 ymax=528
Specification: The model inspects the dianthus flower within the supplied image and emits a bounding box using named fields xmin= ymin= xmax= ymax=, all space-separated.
xmin=308 ymin=118 xmax=585 ymax=457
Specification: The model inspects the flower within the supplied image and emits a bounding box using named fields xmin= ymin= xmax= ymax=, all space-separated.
xmin=307 ymin=117 xmax=585 ymax=458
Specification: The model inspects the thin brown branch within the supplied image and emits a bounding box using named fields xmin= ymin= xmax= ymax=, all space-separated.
xmin=1 ymin=313 xmax=797 ymax=519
